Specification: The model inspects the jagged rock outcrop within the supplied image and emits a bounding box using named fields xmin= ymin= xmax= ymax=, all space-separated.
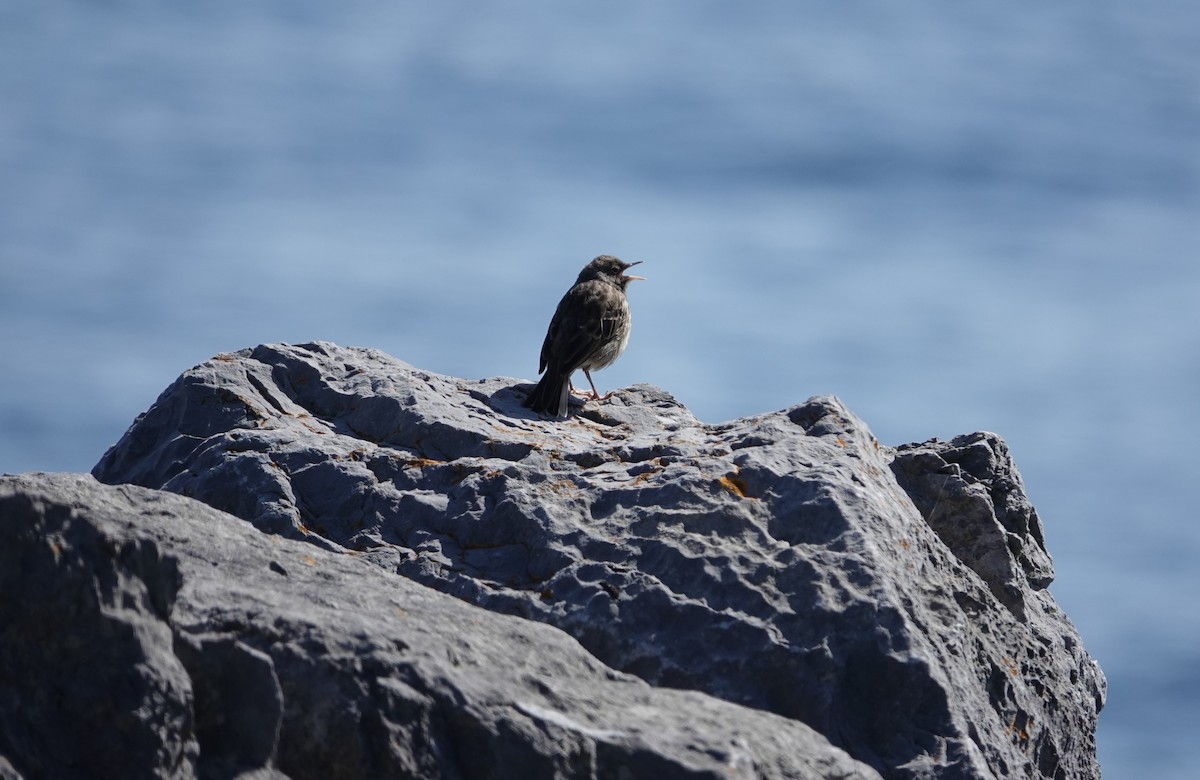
xmin=4 ymin=341 xmax=1104 ymax=778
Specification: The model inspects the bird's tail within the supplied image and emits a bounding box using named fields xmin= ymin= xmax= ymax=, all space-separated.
xmin=523 ymin=369 xmax=571 ymax=417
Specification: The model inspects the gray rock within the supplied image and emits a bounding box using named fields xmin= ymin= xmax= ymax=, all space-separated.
xmin=0 ymin=476 xmax=197 ymax=779
xmin=0 ymin=473 xmax=879 ymax=780
xmin=890 ymin=433 xmax=1056 ymax=620
xmin=86 ymin=341 xmax=1104 ymax=778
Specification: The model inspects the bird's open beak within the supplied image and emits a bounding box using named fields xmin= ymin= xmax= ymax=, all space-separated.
xmin=623 ymin=261 xmax=646 ymax=282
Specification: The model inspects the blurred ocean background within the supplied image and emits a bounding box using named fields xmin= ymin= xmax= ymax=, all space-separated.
xmin=2 ymin=3 xmax=1196 ymax=776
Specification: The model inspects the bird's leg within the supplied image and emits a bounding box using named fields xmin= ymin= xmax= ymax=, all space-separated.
xmin=568 ymin=372 xmax=590 ymax=398
xmin=582 ymin=370 xmax=612 ymax=401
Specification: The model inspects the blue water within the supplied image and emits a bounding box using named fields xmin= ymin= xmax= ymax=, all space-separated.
xmin=2 ymin=4 xmax=1197 ymax=776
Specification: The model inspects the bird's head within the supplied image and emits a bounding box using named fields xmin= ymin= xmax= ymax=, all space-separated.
xmin=578 ymin=255 xmax=645 ymax=289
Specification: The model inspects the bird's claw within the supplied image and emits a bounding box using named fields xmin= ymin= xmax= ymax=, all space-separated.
xmin=568 ymin=384 xmax=609 ymax=400
xmin=568 ymin=384 xmax=615 ymax=403
xmin=568 ymin=384 xmax=599 ymax=401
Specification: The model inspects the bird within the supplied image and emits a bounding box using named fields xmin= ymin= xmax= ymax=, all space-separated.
xmin=523 ymin=255 xmax=645 ymax=417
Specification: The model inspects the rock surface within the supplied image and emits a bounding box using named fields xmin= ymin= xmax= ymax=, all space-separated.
xmin=6 ymin=341 xmax=1104 ymax=778
xmin=0 ymin=473 xmax=877 ymax=780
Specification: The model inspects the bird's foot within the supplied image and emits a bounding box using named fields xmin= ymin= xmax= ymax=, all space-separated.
xmin=569 ymin=384 xmax=605 ymax=401
xmin=579 ymin=370 xmax=609 ymax=402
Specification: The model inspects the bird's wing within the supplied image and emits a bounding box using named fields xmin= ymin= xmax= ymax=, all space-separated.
xmin=541 ymin=281 xmax=617 ymax=373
